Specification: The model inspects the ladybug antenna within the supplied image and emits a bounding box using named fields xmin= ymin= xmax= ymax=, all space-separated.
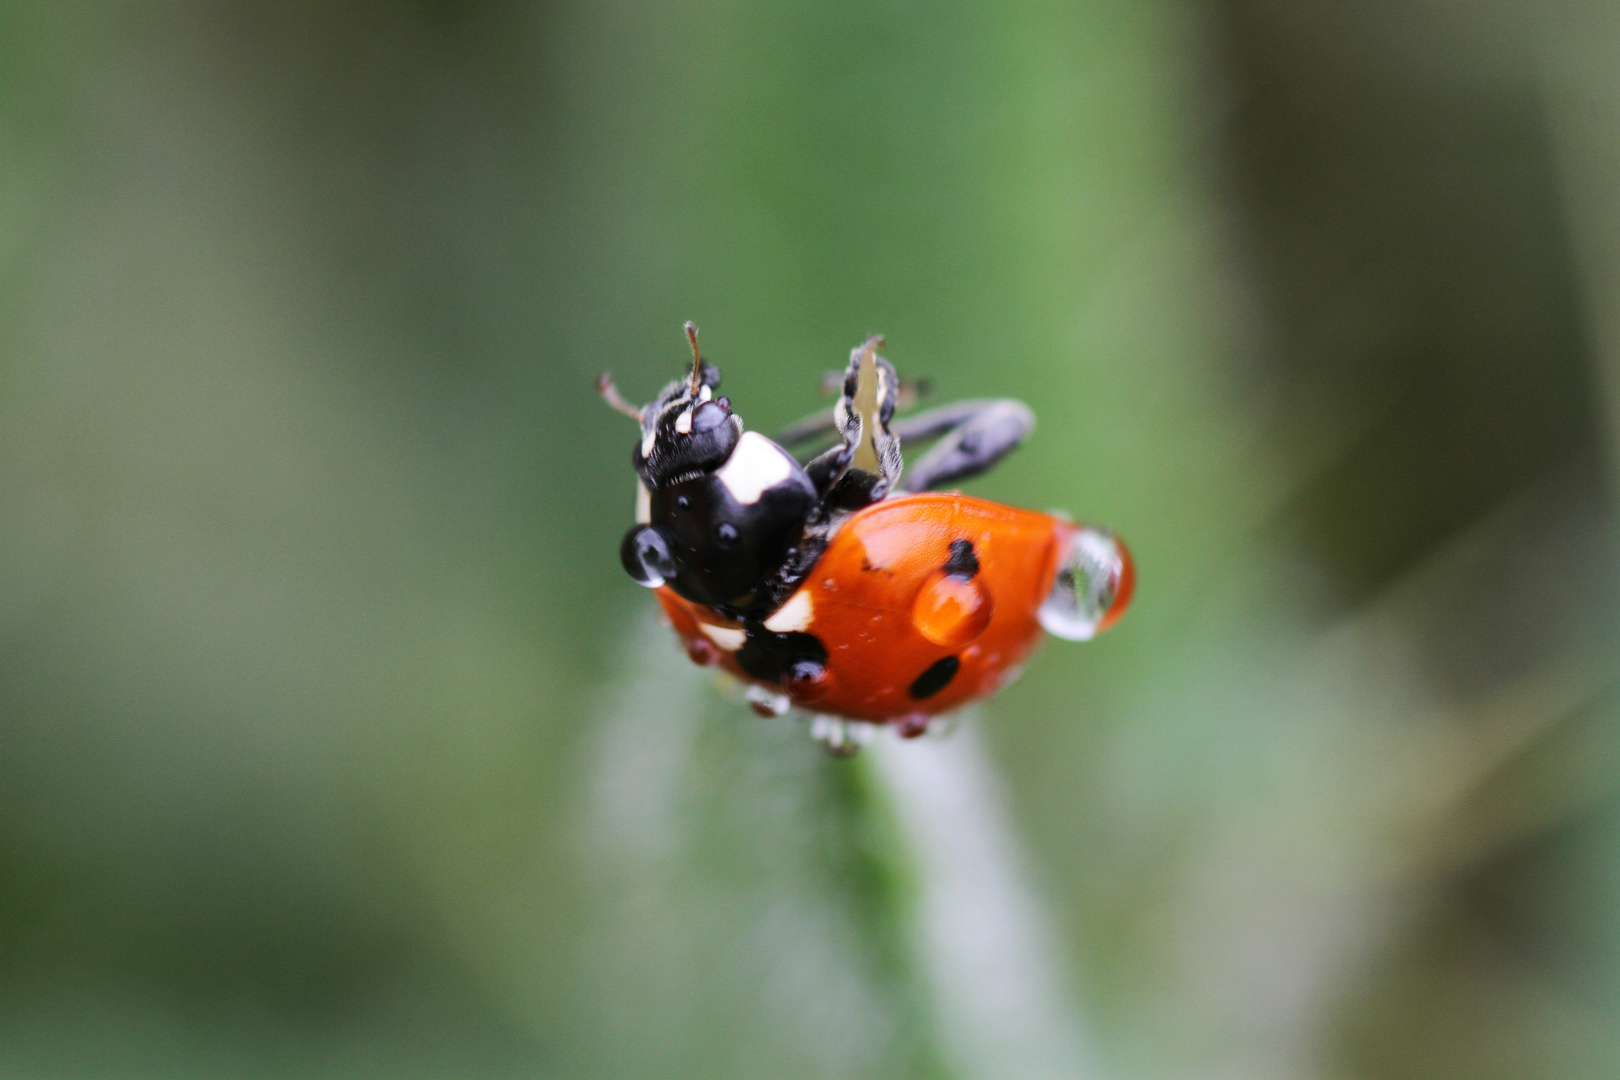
xmin=596 ymin=372 xmax=643 ymax=421
xmin=684 ymin=321 xmax=703 ymax=396
xmin=850 ymin=335 xmax=886 ymax=473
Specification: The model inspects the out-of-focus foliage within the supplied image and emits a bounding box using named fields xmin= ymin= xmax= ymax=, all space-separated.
xmin=1 ymin=1 xmax=1619 ymax=1078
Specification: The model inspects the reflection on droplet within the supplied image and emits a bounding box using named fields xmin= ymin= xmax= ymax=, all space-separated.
xmin=1038 ymin=527 xmax=1134 ymax=640
xmin=784 ymin=659 xmax=830 ymax=703
xmin=911 ymin=570 xmax=994 ymax=647
xmin=620 ymin=524 xmax=676 ymax=588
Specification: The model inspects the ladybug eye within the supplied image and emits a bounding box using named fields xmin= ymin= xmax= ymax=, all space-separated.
xmin=620 ymin=524 xmax=678 ymax=588
xmin=1039 ymin=527 xmax=1135 ymax=640
xmin=692 ymin=400 xmax=728 ymax=433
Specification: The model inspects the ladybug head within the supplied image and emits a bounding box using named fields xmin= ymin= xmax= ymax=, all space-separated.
xmin=599 ymin=322 xmax=743 ymax=489
xmin=599 ymin=323 xmax=819 ymax=616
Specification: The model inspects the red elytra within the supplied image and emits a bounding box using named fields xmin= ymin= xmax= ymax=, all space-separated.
xmin=656 ymin=492 xmax=1132 ymax=724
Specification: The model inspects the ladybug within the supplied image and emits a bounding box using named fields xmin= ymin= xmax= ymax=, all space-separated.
xmin=598 ymin=323 xmax=1133 ymax=755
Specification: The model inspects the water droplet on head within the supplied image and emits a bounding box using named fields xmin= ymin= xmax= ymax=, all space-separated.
xmin=1038 ymin=527 xmax=1134 ymax=640
xmin=621 ymin=524 xmax=677 ymax=588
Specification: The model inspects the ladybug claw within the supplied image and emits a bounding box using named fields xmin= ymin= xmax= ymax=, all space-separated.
xmin=809 ymin=714 xmax=875 ymax=757
xmin=746 ymin=685 xmax=791 ymax=718
xmin=896 ymin=714 xmax=931 ymax=739
xmin=897 ymin=713 xmax=958 ymax=739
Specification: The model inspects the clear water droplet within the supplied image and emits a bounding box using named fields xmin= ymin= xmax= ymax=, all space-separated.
xmin=620 ymin=525 xmax=676 ymax=588
xmin=1039 ymin=527 xmax=1134 ymax=640
xmin=911 ymin=569 xmax=993 ymax=647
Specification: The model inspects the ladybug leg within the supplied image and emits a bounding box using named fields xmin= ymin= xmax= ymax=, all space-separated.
xmin=803 ymin=442 xmax=855 ymax=499
xmin=888 ymin=399 xmax=996 ymax=443
xmin=776 ymin=408 xmax=840 ymax=449
xmin=896 ymin=713 xmax=931 ymax=739
xmin=746 ymin=684 xmax=791 ymax=718
xmin=782 ymin=337 xmax=1014 ymax=506
xmin=783 ymin=393 xmax=1035 ymax=494
xmin=777 ymin=374 xmax=932 ymax=448
xmin=782 ymin=337 xmax=907 ymax=511
xmin=831 ymin=337 xmax=905 ymax=502
xmin=894 ymin=398 xmax=1035 ymax=492
xmin=776 ymin=408 xmax=856 ymax=500
xmin=809 ymin=714 xmax=876 ymax=757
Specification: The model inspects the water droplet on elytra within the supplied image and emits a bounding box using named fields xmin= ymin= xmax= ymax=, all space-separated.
xmin=911 ymin=569 xmax=993 ymax=647
xmin=1039 ymin=527 xmax=1134 ymax=641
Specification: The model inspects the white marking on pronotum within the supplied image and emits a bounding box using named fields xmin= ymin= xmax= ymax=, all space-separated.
xmin=634 ymin=480 xmax=651 ymax=525
xmin=763 ymin=590 xmax=814 ymax=633
xmin=699 ymin=385 xmax=712 ymax=401
xmin=715 ymin=430 xmax=793 ymax=504
xmin=674 ymin=407 xmax=693 ymax=434
xmin=699 ymin=623 xmax=746 ymax=651
xmin=641 ymin=425 xmax=657 ymax=458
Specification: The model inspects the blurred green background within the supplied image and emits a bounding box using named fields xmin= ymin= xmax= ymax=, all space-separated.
xmin=4 ymin=2 xmax=1620 ymax=1077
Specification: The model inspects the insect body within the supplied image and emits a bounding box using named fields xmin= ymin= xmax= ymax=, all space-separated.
xmin=599 ymin=324 xmax=1133 ymax=754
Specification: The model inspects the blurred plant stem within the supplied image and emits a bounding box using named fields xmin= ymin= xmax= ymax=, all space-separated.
xmin=1539 ymin=0 xmax=1620 ymax=479
xmin=577 ymin=611 xmax=1109 ymax=1079
xmin=868 ymin=723 xmax=1103 ymax=1080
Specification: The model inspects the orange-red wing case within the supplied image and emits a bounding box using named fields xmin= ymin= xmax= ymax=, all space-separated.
xmin=656 ymin=492 xmax=1070 ymax=723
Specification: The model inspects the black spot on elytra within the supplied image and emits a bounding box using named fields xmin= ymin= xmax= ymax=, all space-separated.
xmin=736 ymin=628 xmax=828 ymax=686
xmin=909 ymin=656 xmax=960 ymax=699
xmin=944 ymin=539 xmax=979 ymax=579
